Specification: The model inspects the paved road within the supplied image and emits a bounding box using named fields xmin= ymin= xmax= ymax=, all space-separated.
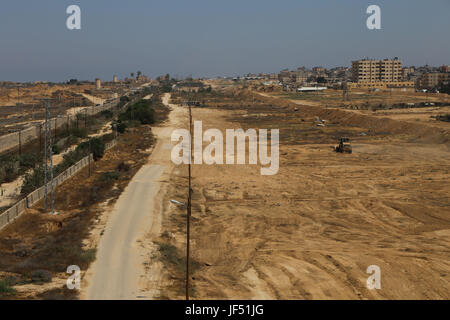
xmin=84 ymin=93 xmax=184 ymax=299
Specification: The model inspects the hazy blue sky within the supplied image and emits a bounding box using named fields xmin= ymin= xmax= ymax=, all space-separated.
xmin=0 ymin=0 xmax=449 ymax=82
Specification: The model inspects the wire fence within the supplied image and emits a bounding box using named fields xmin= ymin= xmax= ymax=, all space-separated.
xmin=0 ymin=99 xmax=120 ymax=155
xmin=0 ymin=139 xmax=117 ymax=231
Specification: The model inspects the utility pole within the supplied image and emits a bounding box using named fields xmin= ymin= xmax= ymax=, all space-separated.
xmin=88 ymin=139 xmax=91 ymax=177
xmin=44 ymin=100 xmax=55 ymax=214
xmin=44 ymin=102 xmax=48 ymax=211
xmin=186 ymin=94 xmax=193 ymax=301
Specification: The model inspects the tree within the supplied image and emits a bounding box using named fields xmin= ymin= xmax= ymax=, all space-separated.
xmin=77 ymin=138 xmax=105 ymax=161
xmin=118 ymin=100 xmax=155 ymax=125
xmin=440 ymin=82 xmax=450 ymax=95
xmin=317 ymin=77 xmax=327 ymax=84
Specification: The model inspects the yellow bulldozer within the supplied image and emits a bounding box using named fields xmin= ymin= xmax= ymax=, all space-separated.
xmin=335 ymin=137 xmax=352 ymax=154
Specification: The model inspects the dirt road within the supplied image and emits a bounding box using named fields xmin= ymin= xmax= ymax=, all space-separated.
xmin=83 ymin=94 xmax=184 ymax=299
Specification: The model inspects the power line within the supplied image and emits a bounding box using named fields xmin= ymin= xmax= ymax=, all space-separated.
xmin=34 ymin=98 xmax=57 ymax=215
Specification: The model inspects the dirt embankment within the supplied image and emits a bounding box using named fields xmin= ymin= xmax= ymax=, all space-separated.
xmin=258 ymin=93 xmax=450 ymax=145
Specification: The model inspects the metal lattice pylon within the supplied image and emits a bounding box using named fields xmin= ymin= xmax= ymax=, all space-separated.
xmin=43 ymin=100 xmax=55 ymax=214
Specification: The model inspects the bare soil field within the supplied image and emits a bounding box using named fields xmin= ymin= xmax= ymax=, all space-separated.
xmin=0 ymin=83 xmax=126 ymax=135
xmin=276 ymin=89 xmax=450 ymax=109
xmin=156 ymin=89 xmax=450 ymax=299
xmin=351 ymin=106 xmax=450 ymax=131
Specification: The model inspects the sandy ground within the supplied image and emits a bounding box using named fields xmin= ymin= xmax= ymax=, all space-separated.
xmin=81 ymin=93 xmax=105 ymax=107
xmin=0 ymin=177 xmax=24 ymax=208
xmin=82 ymin=94 xmax=184 ymax=299
xmin=153 ymin=92 xmax=450 ymax=300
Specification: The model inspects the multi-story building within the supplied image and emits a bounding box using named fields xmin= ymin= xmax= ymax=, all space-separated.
xmin=349 ymin=58 xmax=414 ymax=90
xmin=352 ymin=58 xmax=402 ymax=82
xmin=439 ymin=65 xmax=449 ymax=73
xmin=418 ymin=72 xmax=449 ymax=89
xmin=312 ymin=66 xmax=326 ymax=74
xmin=278 ymin=69 xmax=292 ymax=83
xmin=402 ymin=67 xmax=415 ymax=81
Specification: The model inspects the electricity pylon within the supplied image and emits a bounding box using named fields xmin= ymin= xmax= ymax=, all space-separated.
xmin=34 ymin=98 xmax=56 ymax=214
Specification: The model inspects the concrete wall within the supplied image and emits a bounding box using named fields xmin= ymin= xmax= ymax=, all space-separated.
xmin=0 ymin=99 xmax=120 ymax=155
xmin=0 ymin=139 xmax=117 ymax=231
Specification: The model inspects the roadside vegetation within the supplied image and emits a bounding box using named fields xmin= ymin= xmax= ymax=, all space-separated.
xmin=0 ymin=279 xmax=16 ymax=297
xmin=20 ymin=135 xmax=110 ymax=195
xmin=0 ymin=91 xmax=170 ymax=299
xmin=0 ymin=108 xmax=118 ymax=187
xmin=155 ymin=240 xmax=200 ymax=298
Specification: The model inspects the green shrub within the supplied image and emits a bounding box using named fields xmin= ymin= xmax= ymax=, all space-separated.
xmin=117 ymin=161 xmax=131 ymax=172
xmin=52 ymin=144 xmax=61 ymax=155
xmin=100 ymin=133 xmax=115 ymax=143
xmin=3 ymin=161 xmax=20 ymax=183
xmin=77 ymin=138 xmax=105 ymax=161
xmin=0 ymin=280 xmax=16 ymax=295
xmin=118 ymin=100 xmax=155 ymax=125
xmin=116 ymin=122 xmax=127 ymax=133
xmin=31 ymin=270 xmax=52 ymax=283
xmin=21 ymin=165 xmax=45 ymax=195
xmin=100 ymin=110 xmax=114 ymax=119
xmin=19 ymin=153 xmax=38 ymax=169
xmin=79 ymin=248 xmax=96 ymax=264
xmin=70 ymin=127 xmax=88 ymax=139
xmin=99 ymin=171 xmax=119 ymax=182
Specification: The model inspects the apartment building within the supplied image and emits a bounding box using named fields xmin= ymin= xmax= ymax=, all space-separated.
xmin=402 ymin=67 xmax=415 ymax=81
xmin=349 ymin=58 xmax=414 ymax=90
xmin=352 ymin=58 xmax=402 ymax=82
xmin=418 ymin=72 xmax=449 ymax=89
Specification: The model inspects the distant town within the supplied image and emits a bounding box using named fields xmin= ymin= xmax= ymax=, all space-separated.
xmin=1 ymin=58 xmax=449 ymax=97
xmin=221 ymin=58 xmax=450 ymax=94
